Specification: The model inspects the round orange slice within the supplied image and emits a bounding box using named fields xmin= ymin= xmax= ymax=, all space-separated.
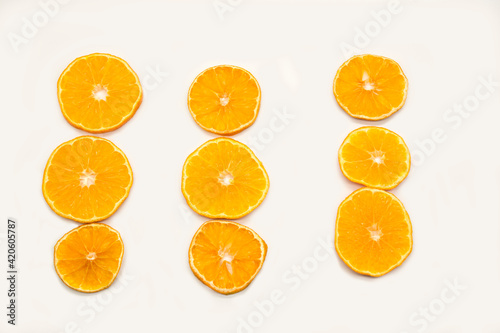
xmin=189 ymin=220 xmax=267 ymax=294
xmin=54 ymin=223 xmax=124 ymax=293
xmin=57 ymin=53 xmax=143 ymax=133
xmin=43 ymin=136 xmax=133 ymax=223
xmin=187 ymin=65 xmax=261 ymax=135
xmin=333 ymin=54 xmax=408 ymax=120
xmin=182 ymin=138 xmax=269 ymax=219
xmin=339 ymin=126 xmax=410 ymax=190
xmin=335 ymin=188 xmax=412 ymax=277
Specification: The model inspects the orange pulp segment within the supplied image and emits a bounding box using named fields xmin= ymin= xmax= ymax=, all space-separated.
xmin=54 ymin=223 xmax=124 ymax=292
xmin=188 ymin=65 xmax=261 ymax=135
xmin=333 ymin=54 xmax=408 ymax=120
xmin=335 ymin=187 xmax=412 ymax=277
xmin=189 ymin=220 xmax=267 ymax=294
xmin=57 ymin=53 xmax=143 ymax=133
xmin=182 ymin=138 xmax=269 ymax=219
xmin=43 ymin=136 xmax=133 ymax=223
xmin=339 ymin=126 xmax=410 ymax=190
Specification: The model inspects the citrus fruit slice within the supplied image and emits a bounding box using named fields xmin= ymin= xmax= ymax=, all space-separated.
xmin=335 ymin=188 xmax=412 ymax=277
xmin=189 ymin=220 xmax=267 ymax=294
xmin=339 ymin=126 xmax=410 ymax=190
xmin=57 ymin=53 xmax=143 ymax=133
xmin=43 ymin=136 xmax=133 ymax=223
xmin=182 ymin=138 xmax=269 ymax=219
xmin=187 ymin=65 xmax=261 ymax=135
xmin=333 ymin=54 xmax=408 ymax=120
xmin=54 ymin=223 xmax=124 ymax=293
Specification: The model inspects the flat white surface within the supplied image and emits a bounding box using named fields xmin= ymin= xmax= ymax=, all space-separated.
xmin=1 ymin=0 xmax=500 ymax=332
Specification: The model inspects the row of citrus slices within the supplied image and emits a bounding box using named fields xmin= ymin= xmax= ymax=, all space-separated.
xmin=333 ymin=54 xmax=413 ymax=277
xmin=183 ymin=66 xmax=269 ymax=294
xmin=45 ymin=52 xmax=414 ymax=294
xmin=48 ymin=53 xmax=140 ymax=292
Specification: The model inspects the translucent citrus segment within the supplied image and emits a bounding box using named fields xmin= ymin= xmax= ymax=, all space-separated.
xmin=42 ymin=136 xmax=133 ymax=223
xmin=335 ymin=188 xmax=412 ymax=277
xmin=54 ymin=223 xmax=124 ymax=293
xmin=57 ymin=53 xmax=143 ymax=133
xmin=189 ymin=220 xmax=267 ymax=294
xmin=182 ymin=138 xmax=269 ymax=219
xmin=333 ymin=54 xmax=408 ymax=120
xmin=339 ymin=126 xmax=410 ymax=190
xmin=188 ymin=65 xmax=261 ymax=135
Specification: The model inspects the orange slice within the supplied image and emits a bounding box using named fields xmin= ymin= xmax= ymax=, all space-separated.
xmin=333 ymin=54 xmax=408 ymax=120
xmin=182 ymin=138 xmax=269 ymax=219
xmin=189 ymin=220 xmax=267 ymax=294
xmin=335 ymin=188 xmax=412 ymax=277
xmin=339 ymin=126 xmax=410 ymax=190
xmin=54 ymin=223 xmax=124 ymax=293
xmin=43 ymin=136 xmax=133 ymax=223
xmin=57 ymin=53 xmax=143 ymax=133
xmin=187 ymin=65 xmax=261 ymax=135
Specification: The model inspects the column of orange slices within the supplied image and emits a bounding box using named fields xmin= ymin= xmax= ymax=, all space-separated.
xmin=43 ymin=53 xmax=142 ymax=292
xmin=333 ymin=54 xmax=413 ymax=277
xmin=183 ymin=65 xmax=269 ymax=294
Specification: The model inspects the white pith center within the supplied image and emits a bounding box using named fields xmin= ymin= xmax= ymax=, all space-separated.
xmin=367 ymin=225 xmax=383 ymax=242
xmin=86 ymin=252 xmax=97 ymax=260
xmin=220 ymin=94 xmax=230 ymax=107
xmin=370 ymin=150 xmax=385 ymax=165
xmin=219 ymin=249 xmax=234 ymax=274
xmin=361 ymin=71 xmax=375 ymax=91
xmin=221 ymin=252 xmax=233 ymax=263
xmin=218 ymin=171 xmax=234 ymax=186
xmin=92 ymin=84 xmax=108 ymax=101
xmin=363 ymin=81 xmax=375 ymax=91
xmin=79 ymin=169 xmax=96 ymax=187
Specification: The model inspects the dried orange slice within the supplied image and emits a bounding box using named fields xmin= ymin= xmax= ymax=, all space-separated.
xmin=339 ymin=126 xmax=410 ymax=190
xmin=335 ymin=188 xmax=412 ymax=277
xmin=54 ymin=223 xmax=124 ymax=293
xmin=42 ymin=136 xmax=133 ymax=223
xmin=333 ymin=54 xmax=408 ymax=120
xmin=189 ymin=220 xmax=267 ymax=294
xmin=187 ymin=65 xmax=261 ymax=135
xmin=182 ymin=138 xmax=269 ymax=219
xmin=57 ymin=53 xmax=143 ymax=133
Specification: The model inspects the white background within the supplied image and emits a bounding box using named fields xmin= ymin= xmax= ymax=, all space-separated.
xmin=1 ymin=0 xmax=500 ymax=332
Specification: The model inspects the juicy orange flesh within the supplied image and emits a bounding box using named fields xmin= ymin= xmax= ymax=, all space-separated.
xmin=44 ymin=137 xmax=132 ymax=221
xmin=335 ymin=55 xmax=407 ymax=118
xmin=55 ymin=224 xmax=123 ymax=291
xmin=190 ymin=222 xmax=265 ymax=291
xmin=183 ymin=139 xmax=268 ymax=217
xmin=336 ymin=189 xmax=411 ymax=275
xmin=340 ymin=127 xmax=409 ymax=189
xmin=59 ymin=54 xmax=141 ymax=130
xmin=189 ymin=66 xmax=260 ymax=133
